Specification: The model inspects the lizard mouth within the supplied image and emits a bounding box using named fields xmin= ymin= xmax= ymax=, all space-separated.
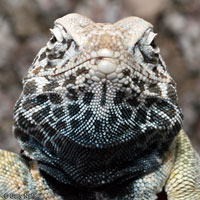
xmin=28 ymin=48 xmax=129 ymax=83
xmin=72 ymin=48 xmax=124 ymax=82
xmin=37 ymin=56 xmax=129 ymax=86
xmin=81 ymin=57 xmax=123 ymax=82
xmin=56 ymin=47 xmax=124 ymax=82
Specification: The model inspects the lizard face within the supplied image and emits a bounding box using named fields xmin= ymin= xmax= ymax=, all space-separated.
xmin=13 ymin=14 xmax=183 ymax=187
xmin=25 ymin=14 xmax=176 ymax=101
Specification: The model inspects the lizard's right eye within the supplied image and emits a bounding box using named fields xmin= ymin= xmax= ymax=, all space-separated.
xmin=50 ymin=27 xmax=63 ymax=42
xmin=149 ymin=39 xmax=157 ymax=49
xmin=50 ymin=36 xmax=57 ymax=44
xmin=137 ymin=30 xmax=160 ymax=64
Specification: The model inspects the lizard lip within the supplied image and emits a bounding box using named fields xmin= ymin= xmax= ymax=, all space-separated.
xmin=27 ymin=48 xmax=124 ymax=82
xmin=97 ymin=59 xmax=117 ymax=74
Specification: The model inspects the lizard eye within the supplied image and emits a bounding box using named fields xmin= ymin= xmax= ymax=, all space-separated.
xmin=46 ymin=25 xmax=78 ymax=62
xmin=139 ymin=30 xmax=159 ymax=64
xmin=50 ymin=27 xmax=63 ymax=42
xmin=145 ymin=31 xmax=157 ymax=47
xmin=149 ymin=38 xmax=157 ymax=48
xmin=50 ymin=36 xmax=57 ymax=43
xmin=48 ymin=26 xmax=76 ymax=50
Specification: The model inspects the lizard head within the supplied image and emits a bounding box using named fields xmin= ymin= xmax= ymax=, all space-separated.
xmin=24 ymin=13 xmax=176 ymax=101
xmin=13 ymin=14 xmax=183 ymax=187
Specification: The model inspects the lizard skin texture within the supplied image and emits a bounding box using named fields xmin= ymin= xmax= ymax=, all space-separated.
xmin=0 ymin=13 xmax=200 ymax=200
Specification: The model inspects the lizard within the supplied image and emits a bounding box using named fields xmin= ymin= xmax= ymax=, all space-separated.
xmin=0 ymin=13 xmax=200 ymax=200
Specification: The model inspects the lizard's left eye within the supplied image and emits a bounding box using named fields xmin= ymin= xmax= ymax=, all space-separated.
xmin=149 ymin=39 xmax=157 ymax=49
xmin=139 ymin=31 xmax=159 ymax=64
xmin=145 ymin=31 xmax=157 ymax=47
xmin=50 ymin=36 xmax=57 ymax=43
xmin=50 ymin=27 xmax=63 ymax=42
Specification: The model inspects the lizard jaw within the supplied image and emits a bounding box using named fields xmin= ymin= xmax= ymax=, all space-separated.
xmin=97 ymin=59 xmax=116 ymax=75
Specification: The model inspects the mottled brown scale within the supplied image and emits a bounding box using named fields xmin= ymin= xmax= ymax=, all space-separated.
xmin=48 ymin=54 xmax=57 ymax=60
xmin=45 ymin=61 xmax=55 ymax=69
xmin=23 ymin=80 xmax=37 ymax=95
xmin=148 ymin=84 xmax=162 ymax=95
xmin=76 ymin=67 xmax=89 ymax=76
xmin=33 ymin=66 xmax=42 ymax=75
xmin=39 ymin=52 xmax=46 ymax=61
xmin=43 ymin=81 xmax=59 ymax=92
xmin=62 ymin=75 xmax=76 ymax=87
xmin=122 ymin=68 xmax=130 ymax=76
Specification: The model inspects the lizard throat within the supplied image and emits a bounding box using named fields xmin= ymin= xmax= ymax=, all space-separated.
xmin=14 ymin=82 xmax=183 ymax=187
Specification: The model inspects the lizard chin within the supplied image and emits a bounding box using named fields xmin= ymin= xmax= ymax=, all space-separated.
xmin=13 ymin=78 xmax=183 ymax=187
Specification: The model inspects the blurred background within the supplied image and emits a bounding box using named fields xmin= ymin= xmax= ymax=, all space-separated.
xmin=0 ymin=0 xmax=200 ymax=154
